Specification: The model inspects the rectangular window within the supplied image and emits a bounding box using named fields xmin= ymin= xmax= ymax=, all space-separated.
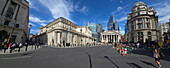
xmin=15 ymin=24 xmax=19 ymax=28
xmin=4 ymin=21 xmax=10 ymax=26
xmin=6 ymin=13 xmax=12 ymax=18
xmin=11 ymin=35 xmax=16 ymax=43
xmin=138 ymin=23 xmax=142 ymax=29
xmin=146 ymin=18 xmax=149 ymax=22
xmin=138 ymin=12 xmax=140 ymax=15
xmin=138 ymin=18 xmax=141 ymax=22
xmin=147 ymin=23 xmax=150 ymax=28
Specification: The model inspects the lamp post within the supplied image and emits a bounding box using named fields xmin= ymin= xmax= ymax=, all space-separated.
xmin=26 ymin=24 xmax=32 ymax=51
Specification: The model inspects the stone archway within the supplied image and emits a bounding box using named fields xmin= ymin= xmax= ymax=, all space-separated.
xmin=0 ymin=30 xmax=8 ymax=43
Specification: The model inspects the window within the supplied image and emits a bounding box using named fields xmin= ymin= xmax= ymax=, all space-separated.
xmin=138 ymin=12 xmax=140 ymax=15
xmin=11 ymin=2 xmax=17 ymax=6
xmin=7 ymin=8 xmax=13 ymax=12
xmin=148 ymin=32 xmax=151 ymax=41
xmin=147 ymin=23 xmax=150 ymax=28
xmin=146 ymin=18 xmax=149 ymax=22
xmin=146 ymin=12 xmax=148 ymax=14
xmin=138 ymin=32 xmax=143 ymax=42
xmin=4 ymin=21 xmax=10 ymax=26
xmin=11 ymin=35 xmax=16 ymax=43
xmin=6 ymin=13 xmax=12 ymax=18
xmin=15 ymin=24 xmax=19 ymax=28
xmin=131 ymin=25 xmax=134 ymax=31
xmin=137 ymin=7 xmax=140 ymax=10
xmin=138 ymin=23 xmax=142 ymax=29
xmin=138 ymin=18 xmax=141 ymax=22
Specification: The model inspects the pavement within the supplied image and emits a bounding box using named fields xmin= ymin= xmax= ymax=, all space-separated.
xmin=0 ymin=45 xmax=169 ymax=68
xmin=0 ymin=45 xmax=41 ymax=58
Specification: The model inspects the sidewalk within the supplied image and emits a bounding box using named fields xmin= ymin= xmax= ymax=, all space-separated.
xmin=45 ymin=44 xmax=110 ymax=48
xmin=0 ymin=45 xmax=41 ymax=58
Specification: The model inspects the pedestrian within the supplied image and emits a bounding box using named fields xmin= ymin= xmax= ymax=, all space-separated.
xmin=137 ymin=43 xmax=140 ymax=48
xmin=18 ymin=43 xmax=22 ymax=52
xmin=8 ymin=43 xmax=12 ymax=52
xmin=154 ymin=47 xmax=161 ymax=68
xmin=25 ymin=42 xmax=28 ymax=51
xmin=10 ymin=43 xmax=16 ymax=53
xmin=3 ymin=42 xmax=8 ymax=53
xmin=37 ymin=43 xmax=39 ymax=48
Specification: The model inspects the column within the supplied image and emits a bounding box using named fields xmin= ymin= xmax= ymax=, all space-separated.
xmin=113 ymin=35 xmax=115 ymax=42
xmin=2 ymin=0 xmax=11 ymax=16
xmin=12 ymin=5 xmax=19 ymax=19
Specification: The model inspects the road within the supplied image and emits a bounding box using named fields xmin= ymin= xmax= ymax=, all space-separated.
xmin=0 ymin=45 xmax=170 ymax=68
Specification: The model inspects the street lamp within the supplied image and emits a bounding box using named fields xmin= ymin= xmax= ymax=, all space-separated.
xmin=26 ymin=24 xmax=32 ymax=51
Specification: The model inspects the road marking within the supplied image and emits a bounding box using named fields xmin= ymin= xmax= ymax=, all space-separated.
xmin=0 ymin=56 xmax=32 ymax=59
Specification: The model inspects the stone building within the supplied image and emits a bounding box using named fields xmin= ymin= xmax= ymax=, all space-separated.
xmin=127 ymin=1 xmax=159 ymax=43
xmin=37 ymin=17 xmax=94 ymax=47
xmin=101 ymin=30 xmax=121 ymax=43
xmin=159 ymin=23 xmax=169 ymax=40
xmin=0 ymin=0 xmax=29 ymax=43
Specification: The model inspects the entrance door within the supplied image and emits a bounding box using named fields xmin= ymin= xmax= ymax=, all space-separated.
xmin=0 ymin=31 xmax=8 ymax=43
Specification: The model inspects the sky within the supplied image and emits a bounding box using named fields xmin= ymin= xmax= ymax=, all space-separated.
xmin=27 ymin=0 xmax=170 ymax=35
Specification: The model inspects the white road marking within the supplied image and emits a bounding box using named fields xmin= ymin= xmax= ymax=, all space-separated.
xmin=0 ymin=56 xmax=32 ymax=59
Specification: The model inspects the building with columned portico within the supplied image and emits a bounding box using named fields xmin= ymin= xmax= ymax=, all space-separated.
xmin=36 ymin=17 xmax=94 ymax=47
xmin=101 ymin=30 xmax=121 ymax=43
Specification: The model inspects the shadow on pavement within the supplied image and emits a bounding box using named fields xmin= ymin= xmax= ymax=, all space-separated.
xmin=140 ymin=60 xmax=157 ymax=68
xmin=104 ymin=56 xmax=119 ymax=68
xmin=85 ymin=52 xmax=93 ymax=68
xmin=132 ymin=49 xmax=170 ymax=62
xmin=126 ymin=62 xmax=142 ymax=68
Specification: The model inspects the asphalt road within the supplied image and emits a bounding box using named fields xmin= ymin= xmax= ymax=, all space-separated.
xmin=0 ymin=45 xmax=170 ymax=68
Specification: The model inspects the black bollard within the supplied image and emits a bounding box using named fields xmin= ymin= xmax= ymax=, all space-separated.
xmin=18 ymin=47 xmax=21 ymax=52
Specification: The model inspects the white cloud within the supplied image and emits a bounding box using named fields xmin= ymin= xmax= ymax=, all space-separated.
xmin=40 ymin=23 xmax=47 ymax=26
xmin=149 ymin=2 xmax=170 ymax=23
xmin=38 ymin=0 xmax=73 ymax=20
xmin=120 ymin=31 xmax=125 ymax=35
xmin=30 ymin=29 xmax=39 ymax=33
xmin=74 ymin=2 xmax=88 ymax=15
xmin=117 ymin=7 xmax=123 ymax=11
xmin=117 ymin=17 xmax=127 ymax=22
xmin=29 ymin=15 xmax=52 ymax=26
xmin=159 ymin=15 xmax=170 ymax=23
xmin=27 ymin=0 xmax=39 ymax=10
xmin=29 ymin=15 xmax=47 ymax=23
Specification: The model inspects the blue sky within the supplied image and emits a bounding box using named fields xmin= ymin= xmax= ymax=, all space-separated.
xmin=27 ymin=0 xmax=170 ymax=35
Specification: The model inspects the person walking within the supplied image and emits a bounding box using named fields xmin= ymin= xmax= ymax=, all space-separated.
xmin=8 ymin=43 xmax=12 ymax=52
xmin=154 ymin=47 xmax=161 ymax=68
xmin=3 ymin=42 xmax=8 ymax=53
xmin=25 ymin=42 xmax=28 ymax=51
xmin=18 ymin=43 xmax=22 ymax=52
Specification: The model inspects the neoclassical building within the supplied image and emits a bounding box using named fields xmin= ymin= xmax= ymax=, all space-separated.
xmin=127 ymin=1 xmax=159 ymax=43
xmin=101 ymin=30 xmax=121 ymax=43
xmin=37 ymin=17 xmax=94 ymax=47
xmin=0 ymin=0 xmax=29 ymax=43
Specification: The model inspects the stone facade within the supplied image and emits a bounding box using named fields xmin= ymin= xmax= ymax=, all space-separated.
xmin=37 ymin=17 xmax=94 ymax=47
xmin=127 ymin=1 xmax=159 ymax=43
xmin=101 ymin=30 xmax=121 ymax=43
xmin=0 ymin=0 xmax=29 ymax=43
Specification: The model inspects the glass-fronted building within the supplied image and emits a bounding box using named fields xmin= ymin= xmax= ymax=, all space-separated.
xmin=107 ymin=15 xmax=119 ymax=31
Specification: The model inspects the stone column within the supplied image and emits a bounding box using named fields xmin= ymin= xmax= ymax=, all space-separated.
xmin=2 ymin=0 xmax=11 ymax=16
xmin=12 ymin=5 xmax=19 ymax=19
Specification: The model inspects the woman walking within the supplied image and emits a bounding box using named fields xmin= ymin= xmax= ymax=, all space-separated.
xmin=154 ymin=47 xmax=161 ymax=68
